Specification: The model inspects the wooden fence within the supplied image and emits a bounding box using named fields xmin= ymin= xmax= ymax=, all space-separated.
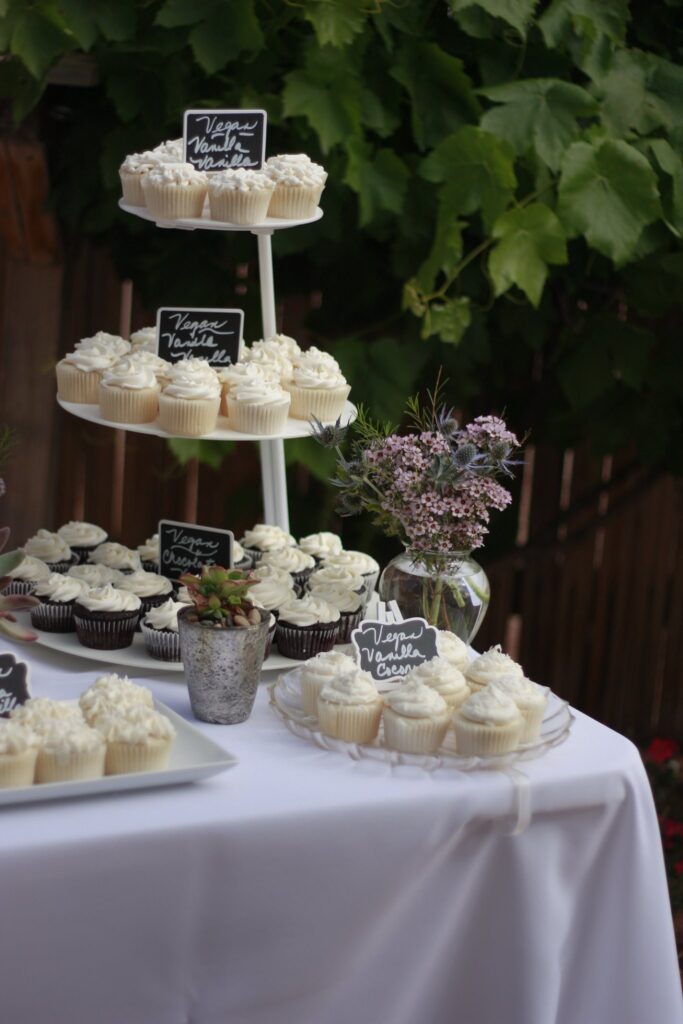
xmin=1 ymin=136 xmax=681 ymax=745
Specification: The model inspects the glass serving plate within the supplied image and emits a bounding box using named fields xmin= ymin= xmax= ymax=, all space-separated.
xmin=268 ymin=668 xmax=574 ymax=773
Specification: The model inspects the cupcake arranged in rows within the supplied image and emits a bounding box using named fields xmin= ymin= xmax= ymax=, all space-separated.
xmin=140 ymin=597 xmax=186 ymax=662
xmin=275 ymin=593 xmax=340 ymax=659
xmin=57 ymin=521 xmax=108 ymax=563
xmin=30 ymin=573 xmax=85 ymax=633
xmin=265 ymin=154 xmax=327 ymax=219
xmin=4 ymin=555 xmax=50 ymax=596
xmin=23 ymin=529 xmax=77 ymax=573
xmin=56 ymin=331 xmax=131 ymax=404
xmin=73 ymin=584 xmax=142 ymax=650
xmin=158 ymin=357 xmax=222 ymax=436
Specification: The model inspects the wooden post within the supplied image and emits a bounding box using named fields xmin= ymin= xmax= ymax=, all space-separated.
xmin=184 ymin=458 xmax=199 ymax=523
xmin=110 ymin=280 xmax=133 ymax=537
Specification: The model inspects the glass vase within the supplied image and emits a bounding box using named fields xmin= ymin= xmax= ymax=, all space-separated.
xmin=378 ymin=549 xmax=490 ymax=643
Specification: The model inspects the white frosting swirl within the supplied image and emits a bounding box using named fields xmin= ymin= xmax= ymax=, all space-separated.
xmin=116 ymin=570 xmax=172 ymax=598
xmin=68 ymin=563 xmax=123 ymax=586
xmin=0 ymin=721 xmax=39 ymax=754
xmin=266 ymin=156 xmax=327 ymax=186
xmin=24 ymin=529 xmax=72 ymax=564
xmin=57 ymin=521 xmax=107 ymax=547
xmin=142 ymin=163 xmax=207 ymax=187
xmin=437 ymin=630 xmax=470 ymax=671
xmin=143 ymin=598 xmax=185 ymax=632
xmin=76 ymin=584 xmax=141 ymax=613
xmin=208 ymin=168 xmax=274 ymax=193
xmin=385 ymin=678 xmax=448 ymax=718
xmin=301 ymin=650 xmax=357 ymax=686
xmin=243 ymin=339 xmax=293 ymax=379
xmin=101 ymin=356 xmax=159 ymax=391
xmin=93 ymin=704 xmax=176 ymax=744
xmin=176 ymin=585 xmax=192 ymax=604
xmin=163 ymin=359 xmax=220 ymax=400
xmin=63 ymin=344 xmax=117 ymax=372
xmin=247 ymin=576 xmax=294 ymax=611
xmin=120 ymin=150 xmax=165 ymax=174
xmin=137 ymin=533 xmax=160 ymax=563
xmin=298 ymin=532 xmax=343 ymax=558
xmin=278 ymin=594 xmax=340 ymax=626
xmin=320 ymin=668 xmax=379 ymax=706
xmin=459 ymin=686 xmax=521 ymax=725
xmin=11 ymin=699 xmax=84 ymax=734
xmin=306 ymin=583 xmax=362 ymax=613
xmin=294 ymin=345 xmax=340 ymax=371
xmin=322 ymin=550 xmax=379 ymax=576
xmin=88 ymin=542 xmax=142 ymax=571
xmin=260 ymin=548 xmax=314 ymax=573
xmin=34 ymin=572 xmax=84 ymax=603
xmin=466 ymin=645 xmax=523 ymax=688
xmin=308 ymin=564 xmax=365 ymax=592
xmin=152 ymin=138 xmax=183 ymax=160
xmin=491 ymin=674 xmax=549 ymax=712
xmin=40 ymin=722 xmax=105 ymax=756
xmin=79 ymin=674 xmax=153 ymax=720
xmin=233 ymin=540 xmax=246 ymax=563
xmin=241 ymin=524 xmax=296 ymax=552
xmin=268 ymin=333 xmax=301 ymax=359
xmin=129 ymin=326 xmax=157 ymax=349
xmin=406 ymin=658 xmax=469 ymax=703
xmin=75 ymin=332 xmax=130 ymax=358
xmin=8 ymin=554 xmax=51 ymax=582
xmin=218 ymin=361 xmax=278 ymax=391
xmin=231 ymin=377 xmax=288 ymax=406
xmin=291 ymin=363 xmax=346 ymax=390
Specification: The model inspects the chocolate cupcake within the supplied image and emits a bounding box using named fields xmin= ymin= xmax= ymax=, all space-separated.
xmin=88 ymin=541 xmax=142 ymax=574
xmin=275 ymin=594 xmax=340 ymax=660
xmin=3 ymin=555 xmax=51 ymax=597
xmin=30 ymin=573 xmax=84 ymax=633
xmin=73 ymin=584 xmax=141 ymax=650
xmin=57 ymin=521 xmax=108 ymax=564
xmin=140 ymin=598 xmax=185 ymax=661
xmin=297 ymin=531 xmax=343 ymax=564
xmin=136 ymin=532 xmax=160 ymax=574
xmin=232 ymin=539 xmax=252 ymax=571
xmin=306 ymin=582 xmax=364 ymax=643
xmin=259 ymin=547 xmax=315 ymax=594
xmin=117 ymin=570 xmax=173 ymax=628
xmin=239 ymin=524 xmax=296 ymax=565
xmin=23 ymin=529 xmax=77 ymax=574
xmin=319 ymin=550 xmax=380 ymax=599
xmin=67 ymin=563 xmax=124 ymax=588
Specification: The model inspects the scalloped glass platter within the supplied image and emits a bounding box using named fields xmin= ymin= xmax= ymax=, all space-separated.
xmin=15 ymin=613 xmax=303 ymax=675
xmin=0 ymin=699 xmax=237 ymax=807
xmin=56 ymin=398 xmax=357 ymax=443
xmin=119 ymin=198 xmax=323 ymax=233
xmin=269 ymin=667 xmax=574 ymax=773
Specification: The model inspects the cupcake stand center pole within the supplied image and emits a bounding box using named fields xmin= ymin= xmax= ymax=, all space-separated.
xmin=254 ymin=227 xmax=290 ymax=534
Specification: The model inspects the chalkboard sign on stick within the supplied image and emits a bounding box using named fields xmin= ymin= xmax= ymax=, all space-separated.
xmin=0 ymin=652 xmax=31 ymax=718
xmin=183 ymin=109 xmax=267 ymax=172
xmin=159 ymin=520 xmax=233 ymax=582
xmin=351 ymin=617 xmax=439 ymax=683
xmin=156 ymin=307 xmax=243 ymax=367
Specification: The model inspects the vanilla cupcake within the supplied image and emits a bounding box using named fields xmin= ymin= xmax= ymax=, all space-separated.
xmin=99 ymin=356 xmax=161 ymax=424
xmin=492 ymin=674 xmax=549 ymax=744
xmin=142 ymin=163 xmax=208 ymax=220
xmin=153 ymin=137 xmax=184 ymax=161
xmin=259 ymin=547 xmax=315 ymax=591
xmin=275 ymin=594 xmax=340 ymax=659
xmin=137 ymin=533 xmax=160 ymax=573
xmin=30 ymin=573 xmax=84 ymax=633
xmin=226 ymin=376 xmax=291 ymax=435
xmin=437 ymin=630 xmax=470 ymax=673
xmin=79 ymin=674 xmax=154 ymax=724
xmin=287 ymin=360 xmax=350 ymax=423
xmin=218 ymin=361 xmax=279 ymax=416
xmin=306 ymin=583 xmax=363 ymax=643
xmin=4 ymin=554 xmax=50 ymax=596
xmin=74 ymin=330 xmax=130 ymax=359
xmin=140 ymin=598 xmax=185 ymax=662
xmin=56 ymin=340 xmax=123 ymax=404
xmin=68 ymin=563 xmax=124 ymax=587
xmin=320 ymin=550 xmax=379 ymax=595
xmin=298 ymin=531 xmax=343 ymax=563
xmin=293 ymin=344 xmax=339 ymax=372
xmin=208 ymin=167 xmax=275 ymax=225
xmin=73 ymin=584 xmax=141 ymax=650
xmin=466 ymin=645 xmax=523 ymax=693
xmin=267 ymin=333 xmax=302 ymax=361
xmin=88 ymin=542 xmax=141 ymax=573
xmin=404 ymin=658 xmax=469 ymax=710
xmin=93 ymin=704 xmax=176 ymax=775
xmin=243 ymin=339 xmax=294 ymax=384
xmin=0 ymin=722 xmax=39 ymax=788
xmin=382 ymin=678 xmax=452 ymax=755
xmin=57 ymin=521 xmax=108 ymax=563
xmin=307 ymin=563 xmax=365 ymax=595
xmin=119 ymin=150 xmax=169 ymax=206
xmin=11 ymin=698 xmax=84 ymax=734
xmin=265 ymin=155 xmax=327 ymax=219
xmin=117 ymin=569 xmax=173 ymax=621
xmin=299 ymin=649 xmax=357 ymax=715
xmin=240 ymin=524 xmax=297 ymax=562
xmin=453 ymin=687 xmax=523 ymax=757
xmin=35 ymin=723 xmax=106 ymax=783
xmin=317 ymin=668 xmax=383 ymax=744
xmin=129 ymin=325 xmax=157 ymax=351
xmin=24 ymin=529 xmax=76 ymax=573
xmin=158 ymin=360 xmax=221 ymax=436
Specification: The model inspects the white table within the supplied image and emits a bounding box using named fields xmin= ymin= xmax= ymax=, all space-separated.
xmin=1 ymin=642 xmax=681 ymax=1024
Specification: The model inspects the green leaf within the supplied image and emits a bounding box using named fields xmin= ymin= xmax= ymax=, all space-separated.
xmin=420 ymin=126 xmax=516 ymax=230
xmin=10 ymin=10 xmax=71 ymax=78
xmin=539 ymin=0 xmax=629 ymax=47
xmin=416 ymin=209 xmax=464 ymax=292
xmin=155 ymin=0 xmax=218 ymax=27
xmin=285 ymin=438 xmax=337 ymax=482
xmin=166 ymin=439 xmax=231 ymax=469
xmin=391 ymin=41 xmax=480 ymax=150
xmin=283 ymin=47 xmax=362 ymax=152
xmin=480 ymin=79 xmax=598 ymax=171
xmin=303 ymin=0 xmax=368 ymax=47
xmin=0 ymin=550 xmax=25 ymax=575
xmin=650 ymin=139 xmax=683 ymax=235
xmin=93 ymin=0 xmax=136 ymax=41
xmin=189 ymin=0 xmax=263 ymax=74
xmin=422 ymin=297 xmax=472 ymax=344
xmin=361 ymin=86 xmax=400 ymax=139
xmin=56 ymin=0 xmax=97 ymax=49
xmin=488 ymin=203 xmax=567 ymax=307
xmin=448 ymin=0 xmax=538 ymax=37
xmin=558 ymin=139 xmax=662 ymax=264
xmin=344 ymin=141 xmax=410 ymax=225
xmin=600 ymin=51 xmax=683 ymax=137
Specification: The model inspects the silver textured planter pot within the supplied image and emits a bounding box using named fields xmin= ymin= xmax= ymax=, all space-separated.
xmin=178 ymin=608 xmax=270 ymax=724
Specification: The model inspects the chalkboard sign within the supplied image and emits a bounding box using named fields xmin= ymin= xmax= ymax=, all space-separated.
xmin=183 ymin=109 xmax=267 ymax=172
xmin=351 ymin=617 xmax=439 ymax=683
xmin=157 ymin=307 xmax=243 ymax=367
xmin=159 ymin=520 xmax=233 ymax=581
xmin=0 ymin=652 xmax=31 ymax=718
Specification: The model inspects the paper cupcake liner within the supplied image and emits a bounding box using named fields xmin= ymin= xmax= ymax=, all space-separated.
xmin=286 ymin=384 xmax=350 ymax=422
xmin=242 ymin=546 xmax=263 ymax=565
xmin=226 ymin=397 xmax=291 ymax=436
xmin=30 ymin=600 xmax=77 ymax=633
xmin=105 ymin=737 xmax=172 ymax=775
xmin=119 ymin=169 xmax=146 ymax=207
xmin=56 ymin=361 xmax=102 ymax=404
xmin=275 ymin=621 xmax=339 ymax=660
xmin=300 ymin=674 xmax=325 ymax=716
xmin=518 ymin=702 xmax=547 ymax=744
xmin=334 ymin=609 xmax=363 ymax=644
xmin=73 ymin=610 xmax=139 ymax=650
xmin=208 ymin=187 xmax=274 ymax=225
xmin=452 ymin=714 xmax=523 ymax=757
xmin=318 ymin=698 xmax=383 ymax=744
xmin=0 ymin=748 xmax=37 ymax=788
xmin=36 ymin=745 xmax=106 ymax=784
xmin=158 ymin=394 xmax=220 ymax=437
xmin=141 ymin=623 xmax=181 ymax=662
xmin=267 ymin=183 xmax=324 ymax=220
xmin=99 ymin=384 xmax=160 ymax=424
xmin=382 ymin=708 xmax=452 ymax=755
xmin=46 ymin=557 xmax=78 ymax=574
xmin=3 ymin=579 xmax=36 ymax=597
xmin=142 ymin=180 xmax=207 ymax=221
xmin=70 ymin=541 xmax=107 ymax=564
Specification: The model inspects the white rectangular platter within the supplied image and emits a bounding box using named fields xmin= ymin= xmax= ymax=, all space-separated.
xmin=0 ymin=701 xmax=237 ymax=807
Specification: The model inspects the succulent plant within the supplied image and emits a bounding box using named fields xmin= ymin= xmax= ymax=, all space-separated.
xmin=0 ymin=529 xmax=38 ymax=642
xmin=178 ymin=566 xmax=264 ymax=629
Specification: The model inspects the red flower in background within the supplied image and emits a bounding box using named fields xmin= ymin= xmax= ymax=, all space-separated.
xmin=662 ymin=819 xmax=683 ymax=839
xmin=647 ymin=738 xmax=680 ymax=764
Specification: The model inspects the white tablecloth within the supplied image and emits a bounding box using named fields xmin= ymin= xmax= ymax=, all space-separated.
xmin=1 ymin=642 xmax=681 ymax=1024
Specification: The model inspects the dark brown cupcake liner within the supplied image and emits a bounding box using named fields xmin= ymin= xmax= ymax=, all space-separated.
xmin=73 ymin=606 xmax=139 ymax=650
xmin=291 ymin=568 xmax=314 ymax=596
xmin=275 ymin=620 xmax=339 ymax=660
xmin=70 ymin=540 xmax=107 ymax=564
xmin=141 ymin=560 xmax=161 ymax=574
xmin=335 ymin=608 xmax=363 ymax=644
xmin=2 ymin=579 xmax=37 ymax=597
xmin=235 ymin=554 xmax=253 ymax=571
xmin=241 ymin=545 xmax=263 ymax=565
xmin=141 ymin=622 xmax=181 ymax=662
xmin=30 ymin=600 xmax=77 ymax=633
xmin=46 ymin=556 xmax=79 ymax=574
